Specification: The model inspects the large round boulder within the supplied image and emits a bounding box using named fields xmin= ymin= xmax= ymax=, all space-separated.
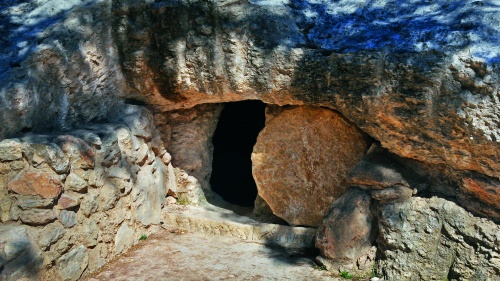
xmin=252 ymin=106 xmax=370 ymax=226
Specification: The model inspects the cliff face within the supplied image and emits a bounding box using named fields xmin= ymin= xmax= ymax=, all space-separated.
xmin=0 ymin=0 xmax=125 ymax=139
xmin=112 ymin=0 xmax=500 ymax=221
xmin=1 ymin=0 xmax=499 ymax=279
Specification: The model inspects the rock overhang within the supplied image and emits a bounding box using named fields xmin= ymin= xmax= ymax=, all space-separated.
xmin=114 ymin=0 xmax=500 ymax=178
xmin=0 ymin=0 xmax=500 ymax=279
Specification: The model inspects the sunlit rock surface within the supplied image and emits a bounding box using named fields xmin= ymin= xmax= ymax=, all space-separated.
xmin=252 ymin=106 xmax=370 ymax=226
xmin=377 ymin=197 xmax=500 ymax=280
xmin=1 ymin=0 xmax=500 ymax=279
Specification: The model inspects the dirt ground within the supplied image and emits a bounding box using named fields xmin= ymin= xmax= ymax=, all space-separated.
xmin=84 ymin=229 xmax=342 ymax=281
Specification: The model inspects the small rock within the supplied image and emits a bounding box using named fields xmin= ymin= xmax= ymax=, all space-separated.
xmin=96 ymin=130 xmax=121 ymax=167
xmin=106 ymin=166 xmax=131 ymax=181
xmin=114 ymin=125 xmax=133 ymax=162
xmin=0 ymin=139 xmax=23 ymax=161
xmin=22 ymin=142 xmax=70 ymax=173
xmin=165 ymin=196 xmax=177 ymax=205
xmin=37 ymin=222 xmax=65 ymax=250
xmin=83 ymin=168 xmax=105 ymax=188
xmin=347 ymin=144 xmax=409 ymax=189
xmin=253 ymin=194 xmax=274 ymax=217
xmin=0 ymin=198 xmax=13 ymax=222
xmin=80 ymin=189 xmax=99 ymax=217
xmin=120 ymin=105 xmax=154 ymax=140
xmin=55 ymin=135 xmax=95 ymax=170
xmin=161 ymin=152 xmax=172 ymax=165
xmin=88 ymin=243 xmax=106 ymax=272
xmin=8 ymin=160 xmax=26 ymax=171
xmin=371 ymin=185 xmax=413 ymax=204
xmin=56 ymin=193 xmax=80 ymax=210
xmin=8 ymin=170 xmax=63 ymax=199
xmin=77 ymin=131 xmax=102 ymax=147
xmin=24 ymin=143 xmax=45 ymax=167
xmin=58 ymin=210 xmax=77 ymax=228
xmin=56 ymin=245 xmax=89 ymax=281
xmin=133 ymin=137 xmax=149 ymax=166
xmin=65 ymin=173 xmax=88 ymax=192
xmin=0 ymin=162 xmax=10 ymax=174
xmin=105 ymin=167 xmax=133 ymax=194
xmin=9 ymin=203 xmax=20 ymax=221
xmin=98 ymin=181 xmax=120 ymax=211
xmin=17 ymin=195 xmax=54 ymax=210
xmin=0 ymin=225 xmax=31 ymax=262
xmin=19 ymin=209 xmax=56 ymax=226
xmin=114 ymin=223 xmax=134 ymax=254
xmin=150 ymin=131 xmax=165 ymax=156
xmin=82 ymin=220 xmax=99 ymax=247
xmin=53 ymin=234 xmax=72 ymax=259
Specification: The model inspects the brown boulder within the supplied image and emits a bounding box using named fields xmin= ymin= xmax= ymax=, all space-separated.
xmin=315 ymin=188 xmax=374 ymax=262
xmin=252 ymin=106 xmax=370 ymax=226
xmin=7 ymin=170 xmax=63 ymax=199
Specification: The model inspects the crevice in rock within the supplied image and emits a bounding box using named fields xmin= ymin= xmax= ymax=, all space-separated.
xmin=123 ymin=98 xmax=147 ymax=106
xmin=209 ymin=100 xmax=266 ymax=207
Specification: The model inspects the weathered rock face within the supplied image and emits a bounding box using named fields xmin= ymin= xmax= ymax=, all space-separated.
xmin=0 ymin=0 xmax=124 ymax=139
xmin=109 ymin=0 xmax=500 ymax=224
xmin=157 ymin=103 xmax=223 ymax=192
xmin=349 ymin=143 xmax=500 ymax=222
xmin=1 ymin=0 xmax=499 ymax=221
xmin=252 ymin=106 xmax=370 ymax=226
xmin=314 ymin=144 xmax=500 ymax=279
xmin=112 ymin=0 xmax=500 ymax=178
xmin=377 ymin=197 xmax=500 ymax=281
xmin=1 ymin=0 xmax=500 ymax=280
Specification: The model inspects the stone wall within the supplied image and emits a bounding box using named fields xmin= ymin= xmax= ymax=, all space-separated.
xmin=0 ymin=105 xmax=198 ymax=281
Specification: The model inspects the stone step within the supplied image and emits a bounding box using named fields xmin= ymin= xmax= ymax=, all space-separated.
xmin=161 ymin=204 xmax=317 ymax=249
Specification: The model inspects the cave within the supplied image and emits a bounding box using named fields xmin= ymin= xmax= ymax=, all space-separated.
xmin=209 ymin=100 xmax=266 ymax=207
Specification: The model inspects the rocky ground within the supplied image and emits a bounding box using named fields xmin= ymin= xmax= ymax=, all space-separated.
xmin=84 ymin=229 xmax=345 ymax=281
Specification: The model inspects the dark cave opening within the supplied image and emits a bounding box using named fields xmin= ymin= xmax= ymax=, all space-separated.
xmin=210 ymin=100 xmax=266 ymax=207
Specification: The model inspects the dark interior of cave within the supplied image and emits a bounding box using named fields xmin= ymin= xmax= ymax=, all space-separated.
xmin=210 ymin=100 xmax=266 ymax=207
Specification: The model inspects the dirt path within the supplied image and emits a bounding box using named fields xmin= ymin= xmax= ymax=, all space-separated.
xmin=84 ymin=229 xmax=341 ymax=281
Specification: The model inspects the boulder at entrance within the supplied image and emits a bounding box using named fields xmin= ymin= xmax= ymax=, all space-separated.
xmin=252 ymin=106 xmax=370 ymax=226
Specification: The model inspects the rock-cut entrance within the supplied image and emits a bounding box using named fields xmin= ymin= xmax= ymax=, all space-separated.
xmin=210 ymin=100 xmax=266 ymax=207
